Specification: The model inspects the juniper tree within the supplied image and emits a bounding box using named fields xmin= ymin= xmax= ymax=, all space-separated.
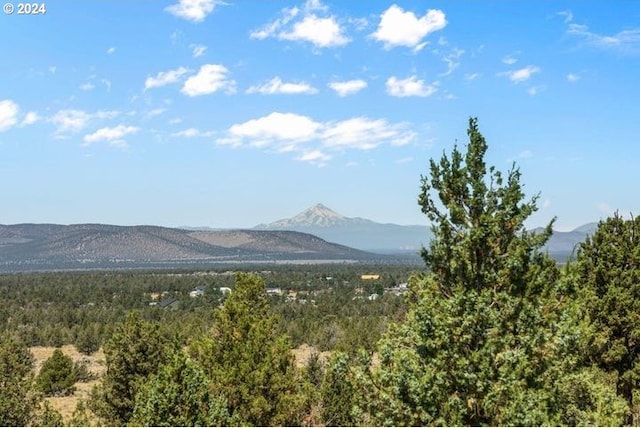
xmin=576 ymin=213 xmax=640 ymax=424
xmin=0 ymin=336 xmax=40 ymax=426
xmin=36 ymin=348 xmax=76 ymax=396
xmin=356 ymin=118 xmax=626 ymax=425
xmin=89 ymin=311 xmax=177 ymax=425
xmin=189 ymin=273 xmax=307 ymax=426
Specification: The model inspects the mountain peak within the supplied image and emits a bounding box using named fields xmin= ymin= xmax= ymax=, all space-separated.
xmin=303 ymin=203 xmax=345 ymax=219
xmin=256 ymin=203 xmax=349 ymax=229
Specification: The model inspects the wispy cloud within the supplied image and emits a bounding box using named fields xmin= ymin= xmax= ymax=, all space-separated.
xmin=181 ymin=64 xmax=236 ymax=96
xmin=567 ymin=73 xmax=581 ymax=83
xmin=246 ymin=77 xmax=318 ymax=95
xmin=106 ymin=46 xmax=116 ymax=55
xmin=49 ymin=109 xmax=120 ymax=137
xmin=170 ymin=128 xmax=214 ymax=138
xmin=499 ymin=65 xmax=541 ymax=83
xmin=562 ymin=11 xmax=640 ymax=54
xmin=464 ymin=73 xmax=481 ymax=82
xmin=251 ymin=0 xmax=349 ymax=49
xmin=191 ymin=44 xmax=207 ymax=58
xmin=216 ymin=111 xmax=416 ymax=165
xmin=567 ymin=23 xmax=640 ymax=54
xmin=0 ymin=99 xmax=20 ymax=132
xmin=83 ymin=125 xmax=139 ymax=148
xmin=386 ymin=75 xmax=438 ymax=97
xmin=144 ymin=67 xmax=189 ymax=90
xmin=439 ymin=48 xmax=464 ymax=77
xmin=21 ymin=111 xmax=39 ymax=126
xmin=371 ymin=5 xmax=446 ymax=52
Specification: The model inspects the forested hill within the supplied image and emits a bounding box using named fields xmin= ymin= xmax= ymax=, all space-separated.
xmin=0 ymin=224 xmax=381 ymax=271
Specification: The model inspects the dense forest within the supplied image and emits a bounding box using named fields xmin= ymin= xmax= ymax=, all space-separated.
xmin=2 ymin=118 xmax=640 ymax=426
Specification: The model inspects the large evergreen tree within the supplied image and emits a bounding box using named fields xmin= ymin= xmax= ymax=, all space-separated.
xmin=356 ymin=118 xmax=626 ymax=425
xmin=89 ymin=311 xmax=177 ymax=425
xmin=0 ymin=336 xmax=40 ymax=426
xmin=576 ymin=213 xmax=640 ymax=423
xmin=190 ymin=273 xmax=307 ymax=426
xmin=131 ymin=349 xmax=236 ymax=426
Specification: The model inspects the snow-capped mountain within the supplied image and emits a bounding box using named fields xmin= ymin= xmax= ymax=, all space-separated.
xmin=257 ymin=203 xmax=371 ymax=228
xmin=255 ymin=203 xmax=431 ymax=253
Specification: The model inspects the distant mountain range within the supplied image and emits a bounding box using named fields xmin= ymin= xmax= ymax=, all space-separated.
xmin=0 ymin=205 xmax=601 ymax=272
xmin=0 ymin=224 xmax=381 ymax=272
xmin=255 ymin=203 xmax=599 ymax=261
xmin=255 ymin=203 xmax=432 ymax=253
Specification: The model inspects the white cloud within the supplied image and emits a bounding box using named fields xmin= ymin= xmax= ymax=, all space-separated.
xmin=250 ymin=0 xmax=349 ymax=48
xmin=165 ymin=0 xmax=222 ymax=22
xmin=386 ymin=75 xmax=438 ymax=97
xmin=567 ymin=22 xmax=640 ymax=53
xmin=371 ymin=5 xmax=446 ymax=51
xmin=440 ymin=48 xmax=464 ymax=76
xmin=50 ymin=109 xmax=119 ymax=136
xmin=247 ymin=77 xmax=318 ymax=95
xmin=171 ymin=128 xmax=214 ymax=138
xmin=191 ymin=44 xmax=207 ymax=57
xmin=145 ymin=108 xmax=166 ymax=118
xmin=567 ymin=73 xmax=580 ymax=82
xmin=80 ymin=82 xmax=95 ymax=91
xmin=502 ymin=55 xmax=517 ymax=65
xmin=557 ymin=10 xmax=573 ymax=24
xmin=464 ymin=73 xmax=481 ymax=82
xmin=216 ymin=111 xmax=416 ymax=164
xmin=328 ymin=79 xmax=367 ymax=96
xmin=322 ymin=117 xmax=414 ymax=149
xmin=519 ymin=149 xmax=533 ymax=158
xmin=106 ymin=47 xmax=116 ymax=54
xmin=181 ymin=64 xmax=235 ymax=96
xmin=280 ymin=15 xmax=349 ymax=47
xmin=102 ymin=79 xmax=112 ymax=91
xmin=500 ymin=65 xmax=541 ymax=83
xmin=48 ymin=66 xmax=57 ymax=74
xmin=0 ymin=99 xmax=20 ymax=132
xmin=219 ymin=112 xmax=320 ymax=148
xmin=21 ymin=111 xmax=39 ymax=126
xmin=83 ymin=125 xmax=139 ymax=148
xmin=144 ymin=67 xmax=189 ymax=90
xmin=527 ymin=86 xmax=543 ymax=96
xmin=297 ymin=150 xmax=331 ymax=165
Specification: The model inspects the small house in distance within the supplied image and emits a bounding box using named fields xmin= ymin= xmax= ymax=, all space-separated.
xmin=189 ymin=286 xmax=205 ymax=298
xmin=361 ymin=274 xmax=380 ymax=280
xmin=158 ymin=296 xmax=180 ymax=310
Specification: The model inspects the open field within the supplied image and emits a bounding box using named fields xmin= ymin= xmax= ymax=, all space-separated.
xmin=30 ymin=345 xmax=106 ymax=422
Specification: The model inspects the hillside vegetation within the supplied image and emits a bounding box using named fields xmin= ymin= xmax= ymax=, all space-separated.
xmin=1 ymin=118 xmax=639 ymax=426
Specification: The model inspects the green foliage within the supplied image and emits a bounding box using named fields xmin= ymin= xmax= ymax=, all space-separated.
xmin=36 ymin=349 xmax=76 ymax=396
xmin=131 ymin=349 xmax=237 ymax=426
xmin=0 ymin=336 xmax=40 ymax=426
xmin=36 ymin=400 xmax=64 ymax=427
xmin=358 ymin=118 xmax=625 ymax=426
xmin=321 ymin=351 xmax=357 ymax=426
xmin=576 ymin=213 xmax=640 ymax=422
xmin=89 ymin=311 xmax=177 ymax=425
xmin=418 ymin=117 xmax=555 ymax=296
xmin=190 ymin=273 xmax=308 ymax=426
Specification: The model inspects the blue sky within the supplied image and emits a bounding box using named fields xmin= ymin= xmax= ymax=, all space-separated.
xmin=1 ymin=1 xmax=638 ymax=230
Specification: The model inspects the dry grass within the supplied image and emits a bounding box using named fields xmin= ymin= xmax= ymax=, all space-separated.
xmin=30 ymin=345 xmax=106 ymax=423
xmin=292 ymin=343 xmax=332 ymax=368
